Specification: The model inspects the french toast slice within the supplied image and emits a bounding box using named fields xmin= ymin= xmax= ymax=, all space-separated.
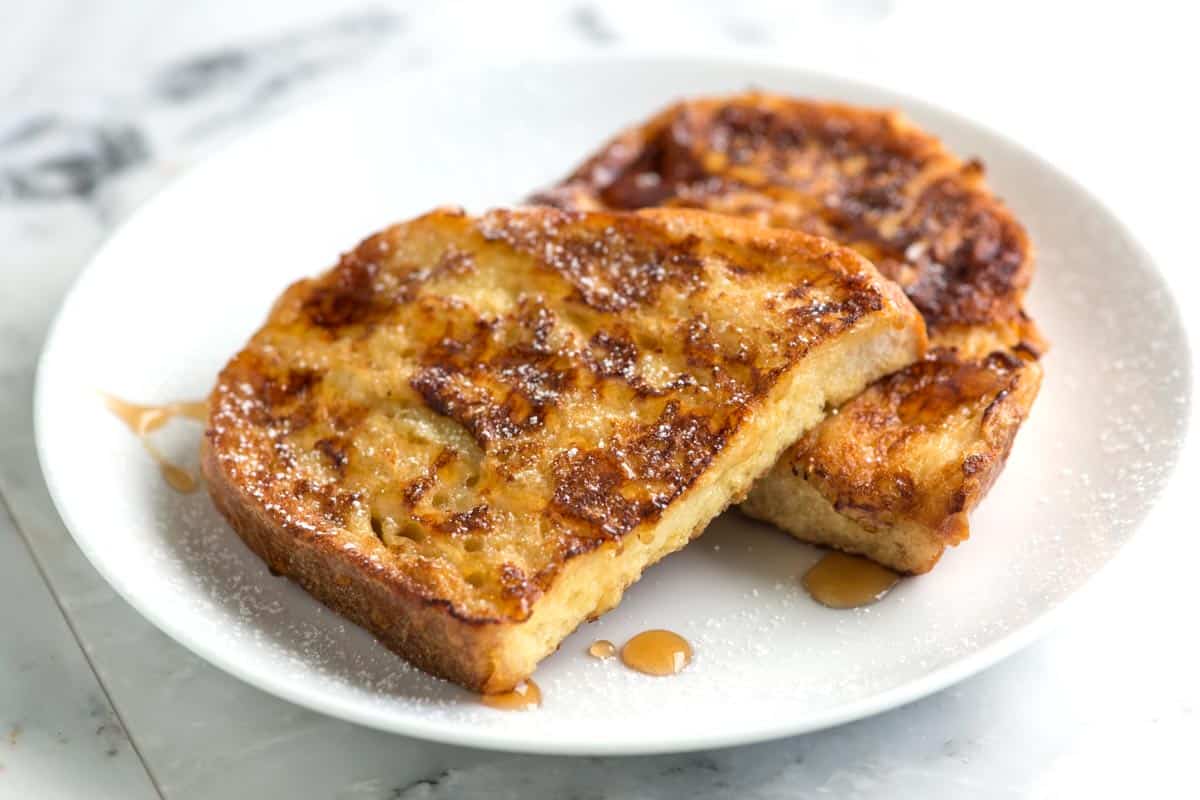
xmin=203 ymin=207 xmax=925 ymax=691
xmin=531 ymin=92 xmax=1045 ymax=573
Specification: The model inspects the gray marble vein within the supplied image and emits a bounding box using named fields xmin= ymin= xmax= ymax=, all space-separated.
xmin=1 ymin=7 xmax=405 ymax=205
xmin=0 ymin=117 xmax=148 ymax=200
xmin=568 ymin=5 xmax=618 ymax=45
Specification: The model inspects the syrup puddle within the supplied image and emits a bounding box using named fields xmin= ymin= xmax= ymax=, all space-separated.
xmin=620 ymin=629 xmax=692 ymax=676
xmin=802 ymin=552 xmax=900 ymax=609
xmin=480 ymin=679 xmax=541 ymax=711
xmin=103 ymin=394 xmax=207 ymax=493
xmin=587 ymin=639 xmax=616 ymax=660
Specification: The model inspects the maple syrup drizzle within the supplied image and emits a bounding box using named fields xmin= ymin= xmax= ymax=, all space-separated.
xmin=620 ymin=629 xmax=693 ymax=676
xmin=155 ymin=457 xmax=198 ymax=493
xmin=103 ymin=394 xmax=208 ymax=493
xmin=802 ymin=552 xmax=900 ymax=609
xmin=480 ymin=679 xmax=541 ymax=711
xmin=587 ymin=639 xmax=616 ymax=660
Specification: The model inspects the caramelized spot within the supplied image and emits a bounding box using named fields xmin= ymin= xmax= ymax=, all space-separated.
xmin=549 ymin=402 xmax=726 ymax=540
xmin=531 ymin=92 xmax=1032 ymax=332
xmin=432 ymin=246 xmax=476 ymax=278
xmin=896 ymin=352 xmax=1015 ymax=425
xmin=899 ymin=177 xmax=1028 ymax=327
xmin=587 ymin=329 xmax=640 ymax=381
xmin=627 ymin=401 xmax=725 ymax=484
xmin=411 ymin=301 xmax=577 ymax=448
xmin=246 ymin=367 xmax=321 ymax=431
xmin=402 ymin=449 xmax=457 ymax=505
xmin=301 ymin=251 xmax=384 ymax=328
xmin=598 ymin=127 xmax=708 ymax=208
xmin=550 ymin=449 xmax=644 ymax=538
xmin=292 ymin=479 xmax=358 ymax=522
xmin=314 ymin=437 xmax=348 ymax=472
xmin=412 ymin=364 xmax=555 ymax=447
xmin=498 ymin=564 xmax=538 ymax=611
xmin=434 ymin=505 xmax=492 ymax=537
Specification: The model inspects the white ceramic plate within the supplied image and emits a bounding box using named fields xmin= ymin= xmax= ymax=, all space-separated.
xmin=35 ymin=57 xmax=1191 ymax=755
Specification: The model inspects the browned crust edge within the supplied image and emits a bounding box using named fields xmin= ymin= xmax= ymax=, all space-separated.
xmin=199 ymin=206 xmax=929 ymax=690
xmin=201 ymin=437 xmax=501 ymax=692
xmin=937 ymin=357 xmax=1044 ymax=546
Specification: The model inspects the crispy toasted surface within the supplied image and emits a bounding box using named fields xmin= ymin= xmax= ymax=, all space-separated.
xmin=742 ymin=349 xmax=1042 ymax=572
xmin=532 ymin=93 xmax=1045 ymax=571
xmin=530 ymin=92 xmax=1033 ymax=334
xmin=204 ymin=206 xmax=925 ymax=689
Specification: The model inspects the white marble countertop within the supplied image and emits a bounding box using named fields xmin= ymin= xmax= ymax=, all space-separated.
xmin=3 ymin=2 xmax=1198 ymax=797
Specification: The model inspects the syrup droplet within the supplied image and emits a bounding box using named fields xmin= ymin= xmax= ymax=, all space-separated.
xmin=159 ymin=462 xmax=198 ymax=493
xmin=103 ymin=394 xmax=208 ymax=493
xmin=105 ymin=395 xmax=165 ymax=435
xmin=802 ymin=552 xmax=900 ymax=609
xmin=620 ymin=629 xmax=692 ymax=676
xmin=587 ymin=639 xmax=616 ymax=660
xmin=172 ymin=400 xmax=209 ymax=422
xmin=480 ymin=679 xmax=541 ymax=711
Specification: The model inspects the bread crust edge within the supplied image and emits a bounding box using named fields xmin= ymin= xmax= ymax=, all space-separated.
xmin=202 ymin=437 xmax=503 ymax=692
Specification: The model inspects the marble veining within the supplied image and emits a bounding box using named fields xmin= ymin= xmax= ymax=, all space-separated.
xmin=568 ymin=5 xmax=619 ymax=45
xmin=0 ymin=7 xmax=404 ymax=205
xmin=0 ymin=116 xmax=148 ymax=201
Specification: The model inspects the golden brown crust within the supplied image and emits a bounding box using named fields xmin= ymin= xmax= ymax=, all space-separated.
xmin=532 ymin=93 xmax=1045 ymax=568
xmin=784 ymin=348 xmax=1042 ymax=555
xmin=529 ymin=92 xmax=1032 ymax=333
xmin=203 ymin=206 xmax=926 ymax=688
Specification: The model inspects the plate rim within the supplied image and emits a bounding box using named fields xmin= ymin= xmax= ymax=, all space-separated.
xmin=32 ymin=53 xmax=1194 ymax=755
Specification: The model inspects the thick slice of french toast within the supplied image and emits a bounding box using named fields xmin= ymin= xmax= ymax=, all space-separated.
xmin=531 ymin=93 xmax=1046 ymax=573
xmin=203 ymin=207 xmax=925 ymax=691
